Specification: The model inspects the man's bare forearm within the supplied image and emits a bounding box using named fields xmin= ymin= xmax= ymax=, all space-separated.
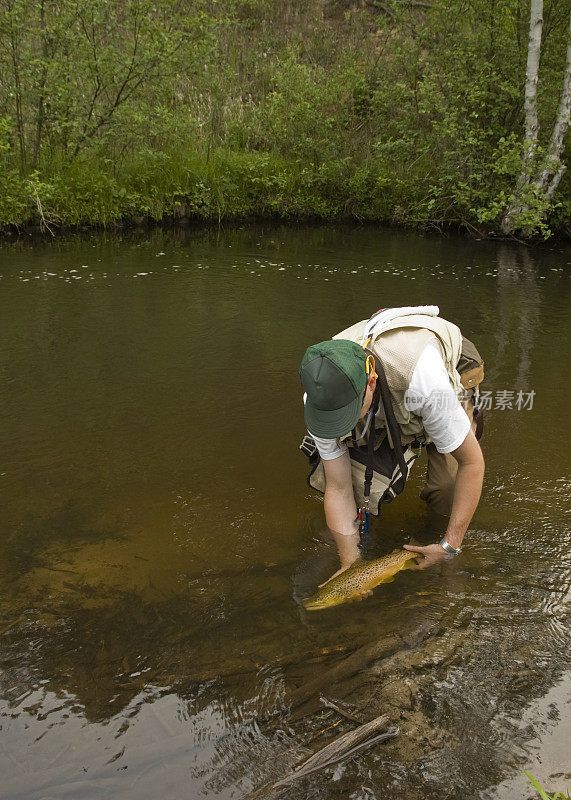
xmin=404 ymin=431 xmax=484 ymax=567
xmin=322 ymin=482 xmax=360 ymax=572
xmin=445 ymin=461 xmax=484 ymax=549
xmin=324 ymin=485 xmax=358 ymax=539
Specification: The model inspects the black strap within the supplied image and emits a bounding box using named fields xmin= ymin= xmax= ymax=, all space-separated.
xmin=364 ymin=348 xmax=409 ymax=484
xmin=363 ymin=380 xmax=381 ymax=500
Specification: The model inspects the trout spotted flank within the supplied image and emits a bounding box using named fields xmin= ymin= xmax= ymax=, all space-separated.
xmin=304 ymin=549 xmax=418 ymax=611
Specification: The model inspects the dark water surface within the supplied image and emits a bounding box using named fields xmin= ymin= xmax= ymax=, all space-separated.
xmin=0 ymin=225 xmax=570 ymax=800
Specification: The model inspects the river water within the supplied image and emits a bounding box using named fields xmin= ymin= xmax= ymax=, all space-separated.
xmin=0 ymin=224 xmax=569 ymax=800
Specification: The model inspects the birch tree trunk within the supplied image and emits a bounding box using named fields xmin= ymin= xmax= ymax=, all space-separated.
xmin=523 ymin=0 xmax=543 ymax=162
xmin=535 ymin=9 xmax=571 ymax=198
xmin=502 ymin=3 xmax=571 ymax=235
xmin=501 ymin=0 xmax=543 ymax=233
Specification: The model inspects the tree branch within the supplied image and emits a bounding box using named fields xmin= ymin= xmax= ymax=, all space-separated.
xmin=545 ymin=161 xmax=566 ymax=200
xmin=536 ymin=9 xmax=571 ymax=192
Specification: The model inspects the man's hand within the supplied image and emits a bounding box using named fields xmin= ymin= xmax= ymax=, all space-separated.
xmin=318 ymin=564 xmax=352 ymax=586
xmin=403 ymin=542 xmax=450 ymax=570
xmin=318 ymin=453 xmax=373 ymax=596
xmin=405 ymin=428 xmax=484 ymax=570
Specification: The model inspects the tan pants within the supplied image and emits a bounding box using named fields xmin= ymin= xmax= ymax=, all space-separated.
xmin=419 ymin=391 xmax=480 ymax=518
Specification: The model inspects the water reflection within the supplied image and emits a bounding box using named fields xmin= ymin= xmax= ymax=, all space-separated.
xmin=490 ymin=245 xmax=542 ymax=390
xmin=0 ymin=225 xmax=570 ymax=799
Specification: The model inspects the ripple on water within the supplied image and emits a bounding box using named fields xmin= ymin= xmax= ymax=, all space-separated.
xmin=1 ymin=227 xmax=571 ymax=800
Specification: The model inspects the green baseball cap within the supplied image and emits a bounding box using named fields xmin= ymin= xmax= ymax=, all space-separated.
xmin=300 ymin=339 xmax=367 ymax=438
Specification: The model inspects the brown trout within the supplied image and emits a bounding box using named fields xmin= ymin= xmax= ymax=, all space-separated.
xmin=303 ymin=548 xmax=418 ymax=611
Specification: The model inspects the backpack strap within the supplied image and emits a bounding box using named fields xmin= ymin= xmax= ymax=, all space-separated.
xmin=363 ymin=378 xmax=381 ymax=504
xmin=364 ymin=347 xmax=409 ymax=486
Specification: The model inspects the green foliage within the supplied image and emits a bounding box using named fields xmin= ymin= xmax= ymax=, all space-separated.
xmin=0 ymin=0 xmax=569 ymax=234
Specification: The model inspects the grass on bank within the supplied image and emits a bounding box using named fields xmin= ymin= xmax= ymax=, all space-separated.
xmin=526 ymin=771 xmax=570 ymax=800
xmin=3 ymin=145 xmax=570 ymax=237
xmin=0 ymin=147 xmax=433 ymax=232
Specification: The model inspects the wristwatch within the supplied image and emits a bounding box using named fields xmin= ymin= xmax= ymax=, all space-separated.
xmin=440 ymin=539 xmax=461 ymax=555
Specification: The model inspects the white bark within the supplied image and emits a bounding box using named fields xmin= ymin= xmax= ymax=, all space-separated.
xmin=523 ymin=0 xmax=544 ymax=161
xmin=545 ymin=161 xmax=566 ymax=201
xmin=502 ymin=1 xmax=571 ymax=234
xmin=501 ymin=0 xmax=544 ymax=232
xmin=536 ymin=9 xmax=571 ymax=194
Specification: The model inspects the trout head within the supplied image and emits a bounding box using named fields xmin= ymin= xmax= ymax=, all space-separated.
xmin=303 ymin=591 xmax=346 ymax=611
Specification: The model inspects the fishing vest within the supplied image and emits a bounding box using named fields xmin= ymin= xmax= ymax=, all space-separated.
xmin=301 ymin=312 xmax=484 ymax=514
xmin=333 ymin=314 xmax=464 ymax=445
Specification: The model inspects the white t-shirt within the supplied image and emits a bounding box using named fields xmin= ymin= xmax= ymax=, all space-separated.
xmin=309 ymin=338 xmax=470 ymax=460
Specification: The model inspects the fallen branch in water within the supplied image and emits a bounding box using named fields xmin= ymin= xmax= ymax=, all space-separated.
xmin=319 ymin=695 xmax=363 ymax=724
xmin=242 ymin=714 xmax=398 ymax=800
xmin=272 ymin=713 xmax=398 ymax=790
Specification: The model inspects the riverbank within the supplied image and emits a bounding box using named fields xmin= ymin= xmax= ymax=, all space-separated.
xmin=3 ymin=211 xmax=571 ymax=245
xmin=2 ymin=149 xmax=571 ymax=242
xmin=0 ymin=148 xmax=495 ymax=235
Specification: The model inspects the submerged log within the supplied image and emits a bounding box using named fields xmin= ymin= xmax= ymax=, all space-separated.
xmin=287 ymin=633 xmax=400 ymax=710
xmin=205 ymin=643 xmax=357 ymax=682
xmin=121 ymin=643 xmax=361 ymax=691
xmin=287 ymin=619 xmax=433 ymax=712
xmin=272 ymin=714 xmax=398 ymax=790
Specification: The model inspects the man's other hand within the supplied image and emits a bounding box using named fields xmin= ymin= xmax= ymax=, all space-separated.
xmin=403 ymin=542 xmax=450 ymax=570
